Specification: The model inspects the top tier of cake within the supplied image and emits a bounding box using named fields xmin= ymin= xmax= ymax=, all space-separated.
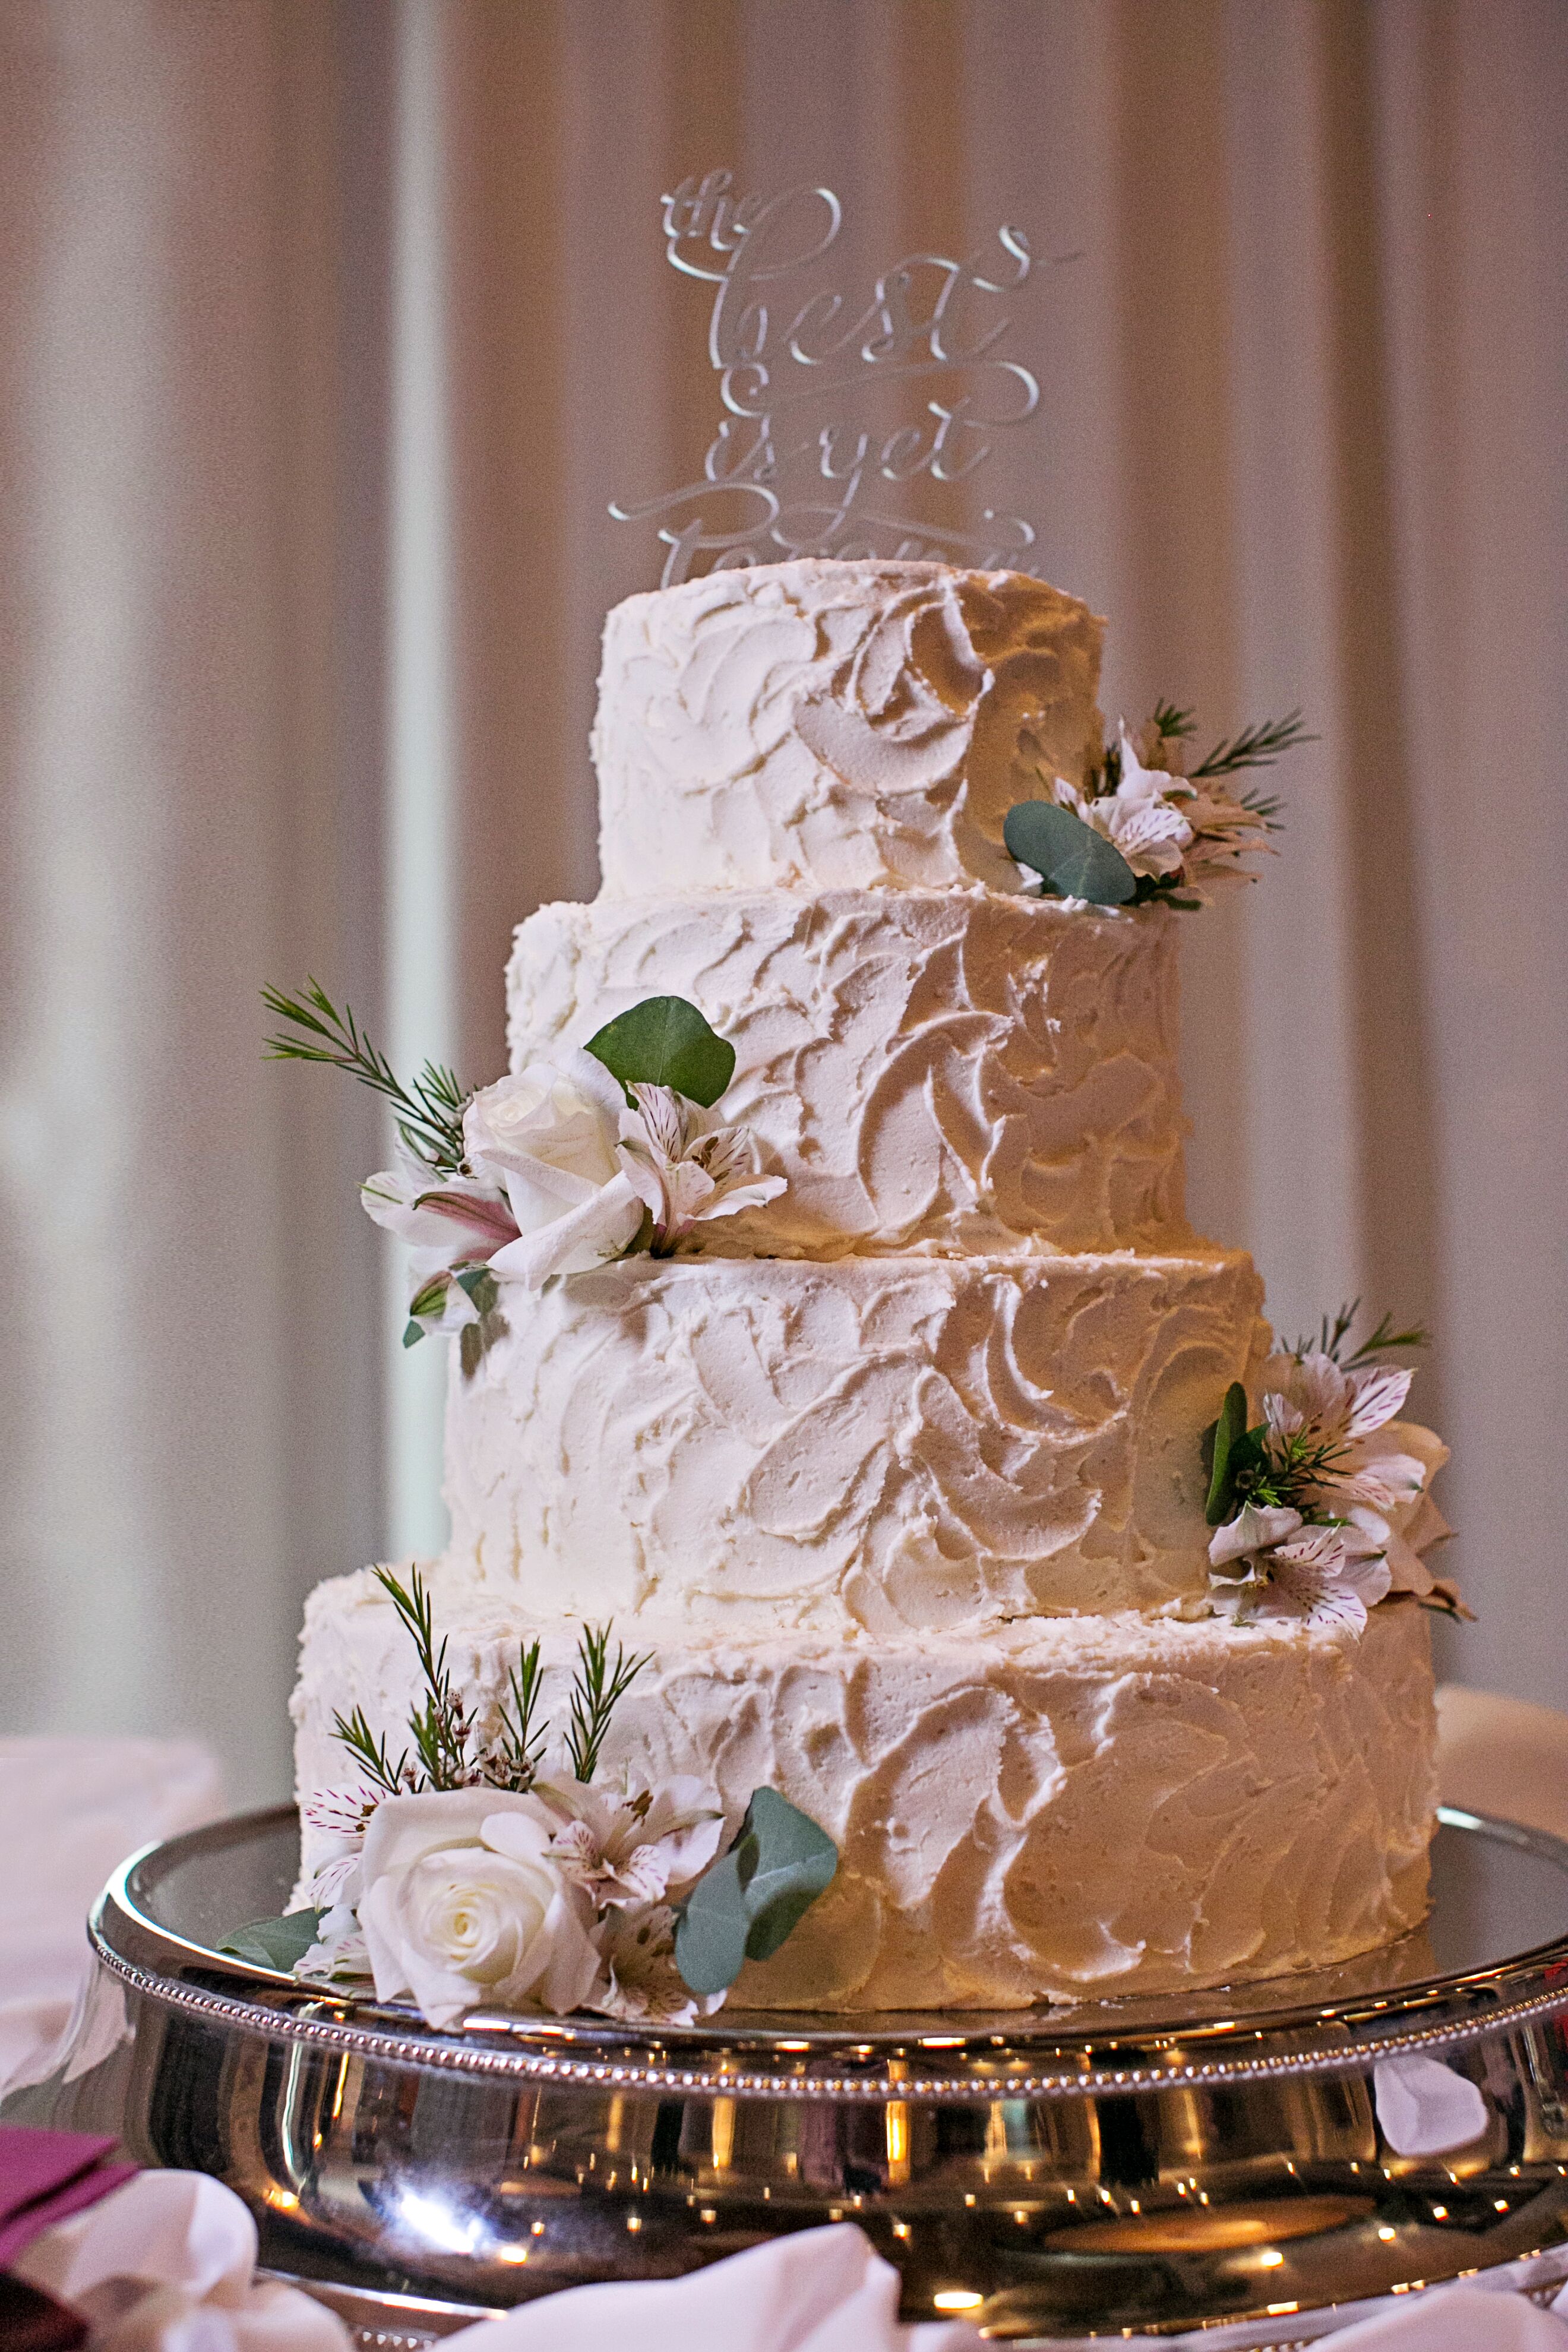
xmin=592 ymin=559 xmax=1104 ymax=897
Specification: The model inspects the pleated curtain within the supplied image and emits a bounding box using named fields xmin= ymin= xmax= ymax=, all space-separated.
xmin=2 ymin=0 xmax=1564 ymax=1799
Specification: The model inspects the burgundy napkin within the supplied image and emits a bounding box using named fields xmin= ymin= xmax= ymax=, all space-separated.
xmin=0 ymin=2128 xmax=137 ymax=2269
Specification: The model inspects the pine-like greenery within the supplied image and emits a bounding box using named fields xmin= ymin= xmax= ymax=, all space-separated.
xmin=263 ymin=979 xmax=469 ymax=1174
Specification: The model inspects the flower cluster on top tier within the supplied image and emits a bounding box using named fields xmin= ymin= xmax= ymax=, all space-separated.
xmin=1006 ymin=703 xmax=1307 ymax=913
xmin=1202 ymin=1307 xmax=1459 ymax=1634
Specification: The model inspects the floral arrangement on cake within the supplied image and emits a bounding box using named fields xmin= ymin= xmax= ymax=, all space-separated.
xmin=225 ymin=1567 xmax=836 ymax=2028
xmin=263 ymin=984 xmax=782 ymax=1364
xmin=1006 ymin=703 xmax=1310 ymax=911
xmin=1201 ymin=1303 xmax=1463 ymax=1631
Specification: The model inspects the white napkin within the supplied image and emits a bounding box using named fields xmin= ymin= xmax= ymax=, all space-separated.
xmin=1321 ymin=2281 xmax=1568 ymax=2347
xmin=0 ymin=1737 xmax=224 ymax=2094
xmin=11 ymin=2168 xmax=349 ymax=2352
xmin=443 ymin=2223 xmax=982 ymax=2350
xmin=1372 ymin=2053 xmax=1491 ymax=2156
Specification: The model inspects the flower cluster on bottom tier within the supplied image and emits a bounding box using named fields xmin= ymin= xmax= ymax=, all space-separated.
xmin=294 ymin=1567 xmax=1436 ymax=2013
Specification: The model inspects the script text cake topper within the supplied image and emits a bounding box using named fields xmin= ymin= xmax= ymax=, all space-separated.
xmin=610 ymin=170 xmax=1050 ymax=587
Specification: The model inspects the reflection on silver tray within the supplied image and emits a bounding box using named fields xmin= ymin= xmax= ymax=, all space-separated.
xmin=12 ymin=1804 xmax=1568 ymax=2344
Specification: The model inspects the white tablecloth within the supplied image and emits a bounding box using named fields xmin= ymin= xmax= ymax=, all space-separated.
xmin=0 ymin=1737 xmax=224 ymax=2098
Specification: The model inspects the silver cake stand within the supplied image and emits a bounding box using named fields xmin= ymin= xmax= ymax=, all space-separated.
xmin=13 ymin=1804 xmax=1568 ymax=2347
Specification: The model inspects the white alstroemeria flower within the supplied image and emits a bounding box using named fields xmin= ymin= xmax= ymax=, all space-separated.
xmin=356 ymin=1788 xmax=603 ymax=2028
xmin=1208 ymin=1501 xmax=1304 ymax=1571
xmin=361 ymin=1158 xmax=521 ymax=1287
xmin=464 ymin=1051 xmax=646 ymax=1287
xmin=531 ymin=1773 xmax=726 ymax=1910
xmin=298 ymin=1789 xmax=376 ymax=1912
xmin=1258 ymin=1349 xmax=1438 ymax=1519
xmin=1178 ymin=782 xmax=1274 ymax=895
xmin=619 ymin=1083 xmax=786 ymax=1250
xmin=1257 ymin=1520 xmax=1393 ymax=1632
xmin=297 ymin=1901 xmax=372 ymax=1984
xmin=1347 ymin=1433 xmax=1453 ymax=1598
xmin=1213 ymin=1517 xmax=1392 ymax=1633
xmin=596 ymin=1902 xmax=726 ymax=2025
xmin=1051 ymin=727 xmax=1194 ymax=881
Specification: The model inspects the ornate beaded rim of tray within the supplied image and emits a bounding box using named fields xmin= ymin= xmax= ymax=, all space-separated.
xmin=20 ymin=1802 xmax=1568 ymax=2346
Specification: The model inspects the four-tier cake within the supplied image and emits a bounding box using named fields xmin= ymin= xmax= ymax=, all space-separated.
xmin=293 ymin=559 xmax=1440 ymax=2012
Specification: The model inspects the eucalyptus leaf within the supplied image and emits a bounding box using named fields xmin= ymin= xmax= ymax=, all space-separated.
xmin=671 ymin=1848 xmax=752 ymax=1995
xmin=585 ymin=995 xmax=735 ymax=1107
xmin=1203 ymin=1381 xmax=1250 ymax=1526
xmin=736 ymin=1788 xmax=839 ymax=1961
xmin=1003 ymin=799 xmax=1139 ymax=908
xmin=674 ymin=1788 xmax=837 ymax=1995
xmin=219 ymin=1910 xmax=323 ymax=1974
xmin=456 ymin=1265 xmax=500 ymax=1316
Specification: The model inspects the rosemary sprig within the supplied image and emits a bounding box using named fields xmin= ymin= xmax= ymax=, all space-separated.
xmin=1232 ymin=1426 xmax=1352 ymax=1515
xmin=1292 ymin=1298 xmax=1429 ymax=1368
xmin=566 ymin=1624 xmax=652 ymax=1784
xmin=263 ymin=978 xmax=469 ymax=1175
xmin=487 ymin=1639 xmax=549 ymax=1793
xmin=1343 ymin=1309 xmax=1430 ymax=1368
xmin=330 ymin=1705 xmax=413 ymax=1798
xmin=1149 ymin=698 xmax=1196 ymax=742
xmin=1191 ymin=710 xmax=1316 ymax=779
xmin=375 ymin=1565 xmax=471 ymax=1790
xmin=331 ymin=1582 xmax=649 ymax=1801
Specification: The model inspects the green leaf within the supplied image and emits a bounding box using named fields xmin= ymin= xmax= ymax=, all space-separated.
xmin=736 ymin=1788 xmax=839 ymax=1961
xmin=674 ymin=1789 xmax=837 ymax=1995
xmin=220 ymin=1910 xmax=323 ymax=1974
xmin=1003 ymin=801 xmax=1139 ymax=907
xmin=584 ymin=995 xmax=736 ymax=1107
xmin=402 ymin=1320 xmax=428 ymax=1350
xmin=455 ymin=1266 xmax=500 ymax=1317
xmin=671 ymin=1848 xmax=752 ymax=1995
xmin=1203 ymin=1381 xmax=1250 ymax=1526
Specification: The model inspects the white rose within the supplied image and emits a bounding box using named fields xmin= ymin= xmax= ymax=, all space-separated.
xmin=357 ymin=1789 xmax=603 ymax=2028
xmin=463 ymin=1048 xmax=645 ymax=1286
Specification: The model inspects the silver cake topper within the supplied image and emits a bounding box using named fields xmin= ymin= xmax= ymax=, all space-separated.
xmin=610 ymin=170 xmax=1049 ymax=586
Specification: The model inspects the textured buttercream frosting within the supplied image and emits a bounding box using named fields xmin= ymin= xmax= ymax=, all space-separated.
xmin=293 ymin=555 xmax=1441 ymax=2013
xmin=508 ymin=889 xmax=1190 ymax=1256
xmin=443 ymin=1250 xmax=1268 ymax=1633
xmin=592 ymin=559 xmax=1105 ymax=895
xmin=295 ymin=1569 xmax=1436 ymax=2010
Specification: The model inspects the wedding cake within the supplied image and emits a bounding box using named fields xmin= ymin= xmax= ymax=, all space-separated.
xmin=290 ymin=558 xmax=1447 ymax=2015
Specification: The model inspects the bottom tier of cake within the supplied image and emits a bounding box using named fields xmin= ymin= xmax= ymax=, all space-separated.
xmin=293 ymin=1567 xmax=1436 ymax=2013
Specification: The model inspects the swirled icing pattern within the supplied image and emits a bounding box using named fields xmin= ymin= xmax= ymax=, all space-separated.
xmin=442 ymin=1253 xmax=1267 ymax=1632
xmin=293 ymin=554 xmax=1440 ymax=2009
xmin=592 ymin=559 xmax=1104 ymax=895
xmin=294 ymin=1574 xmax=1435 ymax=2009
xmin=508 ymin=890 xmax=1190 ymax=1256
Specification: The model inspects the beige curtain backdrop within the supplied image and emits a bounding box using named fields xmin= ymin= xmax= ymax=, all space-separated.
xmin=3 ymin=0 xmax=1564 ymax=1801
